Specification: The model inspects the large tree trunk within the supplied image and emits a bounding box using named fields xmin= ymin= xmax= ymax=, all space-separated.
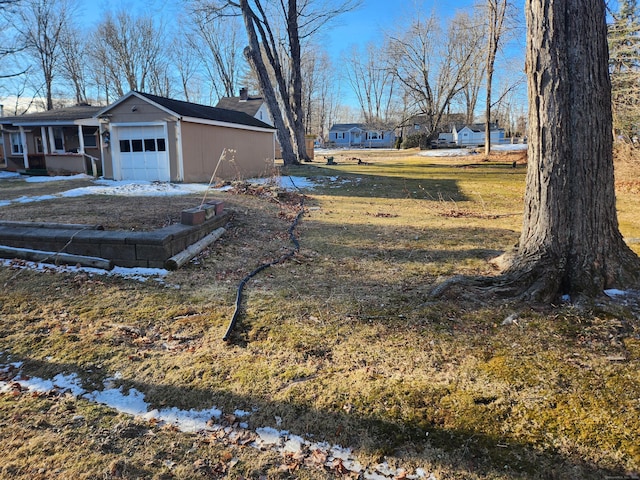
xmin=239 ymin=0 xmax=298 ymax=166
xmin=500 ymin=0 xmax=640 ymax=301
xmin=287 ymin=0 xmax=310 ymax=162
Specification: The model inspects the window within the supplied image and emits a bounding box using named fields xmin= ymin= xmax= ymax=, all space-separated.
xmin=119 ymin=140 xmax=131 ymax=152
xmin=366 ymin=131 xmax=379 ymax=140
xmin=144 ymin=139 xmax=156 ymax=151
xmin=336 ymin=132 xmax=344 ymax=140
xmin=156 ymin=138 xmax=166 ymax=151
xmin=131 ymin=139 xmax=143 ymax=152
xmin=53 ymin=127 xmax=64 ymax=151
xmin=10 ymin=133 xmax=23 ymax=154
xmin=83 ymin=127 xmax=98 ymax=148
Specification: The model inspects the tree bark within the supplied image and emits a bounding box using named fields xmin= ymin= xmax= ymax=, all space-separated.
xmin=239 ymin=0 xmax=298 ymax=166
xmin=500 ymin=0 xmax=640 ymax=301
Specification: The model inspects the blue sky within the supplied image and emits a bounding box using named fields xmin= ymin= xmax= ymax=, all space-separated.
xmin=83 ymin=0 xmax=525 ymax=57
xmin=75 ymin=0 xmax=526 ymax=112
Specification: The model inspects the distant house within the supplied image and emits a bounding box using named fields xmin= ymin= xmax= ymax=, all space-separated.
xmin=328 ymin=123 xmax=396 ymax=148
xmin=96 ymin=91 xmax=276 ymax=182
xmin=0 ymin=104 xmax=103 ymax=175
xmin=215 ymin=88 xmax=273 ymax=126
xmin=451 ymin=123 xmax=505 ymax=147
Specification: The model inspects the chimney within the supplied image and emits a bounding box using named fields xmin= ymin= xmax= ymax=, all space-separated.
xmin=239 ymin=87 xmax=248 ymax=101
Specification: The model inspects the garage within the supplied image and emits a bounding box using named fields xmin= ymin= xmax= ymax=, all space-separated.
xmin=97 ymin=91 xmax=276 ymax=183
xmin=113 ymin=124 xmax=169 ymax=181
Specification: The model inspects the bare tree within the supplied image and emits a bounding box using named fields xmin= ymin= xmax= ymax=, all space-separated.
xmin=344 ymin=42 xmax=397 ymax=128
xmin=59 ymin=23 xmax=88 ymax=104
xmin=495 ymin=0 xmax=640 ymax=300
xmin=203 ymin=0 xmax=360 ymax=165
xmin=387 ymin=12 xmax=479 ymax=145
xmin=186 ymin=4 xmax=244 ymax=99
xmin=90 ymin=11 xmax=166 ymax=98
xmin=0 ymin=0 xmax=26 ymax=80
xmin=484 ymin=0 xmax=510 ymax=155
xmin=16 ymin=0 xmax=70 ymax=110
xmin=450 ymin=11 xmax=486 ymax=124
xmin=171 ymin=33 xmax=200 ymax=102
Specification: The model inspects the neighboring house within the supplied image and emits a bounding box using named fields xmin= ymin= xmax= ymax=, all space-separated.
xmin=0 ymin=104 xmax=103 ymax=175
xmin=96 ymin=91 xmax=276 ymax=183
xmin=215 ymin=88 xmax=273 ymax=126
xmin=328 ymin=123 xmax=396 ymax=148
xmin=451 ymin=123 xmax=505 ymax=147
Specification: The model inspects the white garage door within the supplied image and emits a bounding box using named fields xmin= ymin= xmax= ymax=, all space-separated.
xmin=115 ymin=125 xmax=170 ymax=181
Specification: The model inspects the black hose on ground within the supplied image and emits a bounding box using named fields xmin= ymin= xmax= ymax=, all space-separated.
xmin=222 ymin=191 xmax=305 ymax=342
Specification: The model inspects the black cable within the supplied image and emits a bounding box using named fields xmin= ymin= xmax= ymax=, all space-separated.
xmin=222 ymin=181 xmax=305 ymax=342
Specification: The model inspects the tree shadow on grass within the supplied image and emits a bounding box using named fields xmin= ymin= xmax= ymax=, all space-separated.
xmin=1 ymin=354 xmax=631 ymax=480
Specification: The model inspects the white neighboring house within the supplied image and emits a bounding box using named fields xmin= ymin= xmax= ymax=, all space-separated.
xmin=451 ymin=123 xmax=505 ymax=147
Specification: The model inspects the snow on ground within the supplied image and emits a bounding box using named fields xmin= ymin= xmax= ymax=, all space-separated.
xmin=0 ymin=174 xmax=322 ymax=207
xmin=0 ymin=171 xmax=21 ymax=179
xmin=0 ymin=258 xmax=170 ymax=283
xmin=0 ymin=360 xmax=434 ymax=479
xmin=419 ymin=143 xmax=527 ymax=157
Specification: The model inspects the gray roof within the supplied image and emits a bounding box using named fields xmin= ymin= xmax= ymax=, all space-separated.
xmin=134 ymin=92 xmax=273 ymax=129
xmin=215 ymin=95 xmax=265 ymax=117
xmin=330 ymin=123 xmax=366 ymax=132
xmin=0 ymin=105 xmax=102 ymax=126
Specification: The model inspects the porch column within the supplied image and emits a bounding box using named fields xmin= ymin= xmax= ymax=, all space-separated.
xmin=77 ymin=125 xmax=85 ymax=154
xmin=48 ymin=126 xmax=56 ymax=153
xmin=19 ymin=126 xmax=29 ymax=169
xmin=40 ymin=126 xmax=49 ymax=154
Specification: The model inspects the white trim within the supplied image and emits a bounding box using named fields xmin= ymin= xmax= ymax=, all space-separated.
xmin=96 ymin=91 xmax=177 ymax=118
xmin=78 ymin=125 xmax=85 ymax=153
xmin=181 ymin=116 xmax=276 ymax=133
xmin=109 ymin=121 xmax=166 ymax=128
xmin=8 ymin=119 xmax=99 ymax=127
xmin=19 ymin=127 xmax=29 ymax=168
xmin=176 ymin=120 xmax=184 ymax=182
xmin=40 ymin=127 xmax=49 ymax=154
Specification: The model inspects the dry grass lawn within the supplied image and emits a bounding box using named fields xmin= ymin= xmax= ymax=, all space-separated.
xmin=0 ymin=147 xmax=639 ymax=479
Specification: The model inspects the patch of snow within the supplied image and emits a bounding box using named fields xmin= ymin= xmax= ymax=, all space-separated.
xmin=0 ymin=258 xmax=168 ymax=283
xmin=604 ymin=289 xmax=627 ymax=297
xmin=255 ymin=426 xmax=284 ymax=446
xmin=25 ymin=173 xmax=93 ymax=183
xmin=0 ymin=171 xmax=21 ymax=179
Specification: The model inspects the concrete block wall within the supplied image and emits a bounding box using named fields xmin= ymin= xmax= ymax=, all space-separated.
xmin=0 ymin=213 xmax=230 ymax=269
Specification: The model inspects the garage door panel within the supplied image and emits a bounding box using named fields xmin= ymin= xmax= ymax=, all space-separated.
xmin=115 ymin=125 xmax=170 ymax=182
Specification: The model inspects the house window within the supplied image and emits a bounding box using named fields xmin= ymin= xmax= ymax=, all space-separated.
xmin=119 ymin=140 xmax=131 ymax=152
xmin=83 ymin=127 xmax=98 ymax=148
xmin=366 ymin=131 xmax=379 ymax=140
xmin=10 ymin=133 xmax=23 ymax=154
xmin=157 ymin=138 xmax=166 ymax=151
xmin=53 ymin=127 xmax=64 ymax=151
xmin=336 ymin=132 xmax=344 ymax=139
xmin=144 ymin=139 xmax=156 ymax=151
xmin=131 ymin=139 xmax=143 ymax=152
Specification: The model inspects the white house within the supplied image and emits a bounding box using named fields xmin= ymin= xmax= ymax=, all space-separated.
xmin=451 ymin=123 xmax=505 ymax=147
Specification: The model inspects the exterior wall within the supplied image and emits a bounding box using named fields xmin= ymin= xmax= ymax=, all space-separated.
xmin=100 ymin=96 xmax=180 ymax=181
xmin=180 ymin=121 xmax=275 ymax=182
xmin=255 ymin=104 xmax=273 ymax=126
xmin=454 ymin=127 xmax=506 ymax=146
